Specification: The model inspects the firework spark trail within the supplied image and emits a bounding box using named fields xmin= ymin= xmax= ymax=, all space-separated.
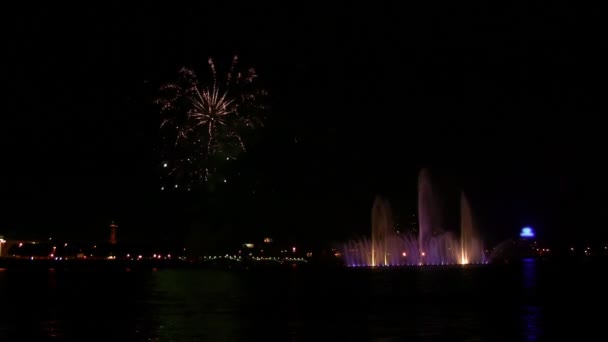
xmin=156 ymin=55 xmax=266 ymax=187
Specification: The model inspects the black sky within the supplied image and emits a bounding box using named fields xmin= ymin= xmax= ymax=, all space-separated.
xmin=2 ymin=2 xmax=606 ymax=248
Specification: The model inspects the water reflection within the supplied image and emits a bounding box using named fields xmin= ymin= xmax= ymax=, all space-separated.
xmin=521 ymin=259 xmax=542 ymax=341
xmin=522 ymin=305 xmax=541 ymax=342
xmin=0 ymin=263 xmax=603 ymax=341
xmin=0 ymin=269 xmax=157 ymax=341
xmin=148 ymin=270 xmax=246 ymax=341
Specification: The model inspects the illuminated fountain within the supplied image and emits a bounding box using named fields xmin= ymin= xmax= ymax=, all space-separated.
xmin=343 ymin=169 xmax=486 ymax=266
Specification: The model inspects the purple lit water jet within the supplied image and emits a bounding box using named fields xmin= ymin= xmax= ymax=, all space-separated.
xmin=343 ymin=169 xmax=486 ymax=267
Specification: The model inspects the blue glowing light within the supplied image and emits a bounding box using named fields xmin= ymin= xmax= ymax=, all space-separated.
xmin=520 ymin=227 xmax=535 ymax=238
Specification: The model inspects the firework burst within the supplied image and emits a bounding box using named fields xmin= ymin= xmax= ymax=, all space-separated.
xmin=156 ymin=56 xmax=267 ymax=188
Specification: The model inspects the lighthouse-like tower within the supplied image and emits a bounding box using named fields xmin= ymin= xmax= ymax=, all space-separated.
xmin=109 ymin=221 xmax=118 ymax=245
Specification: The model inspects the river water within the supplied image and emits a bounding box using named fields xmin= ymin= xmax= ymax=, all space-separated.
xmin=0 ymin=260 xmax=605 ymax=341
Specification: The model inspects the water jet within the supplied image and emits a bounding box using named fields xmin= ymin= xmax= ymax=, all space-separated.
xmin=343 ymin=169 xmax=486 ymax=266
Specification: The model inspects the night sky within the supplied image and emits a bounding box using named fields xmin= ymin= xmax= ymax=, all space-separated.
xmin=2 ymin=3 xmax=605 ymax=249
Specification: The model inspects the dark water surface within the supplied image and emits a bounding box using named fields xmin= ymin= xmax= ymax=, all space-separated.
xmin=0 ymin=260 xmax=605 ymax=341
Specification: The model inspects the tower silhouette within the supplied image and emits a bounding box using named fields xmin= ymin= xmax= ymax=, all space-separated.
xmin=109 ymin=221 xmax=118 ymax=244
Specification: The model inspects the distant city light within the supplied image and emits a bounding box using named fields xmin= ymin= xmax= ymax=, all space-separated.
xmin=163 ymin=163 xmax=168 ymax=168
xmin=520 ymin=227 xmax=535 ymax=238
xmin=292 ymin=247 xmax=296 ymax=253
